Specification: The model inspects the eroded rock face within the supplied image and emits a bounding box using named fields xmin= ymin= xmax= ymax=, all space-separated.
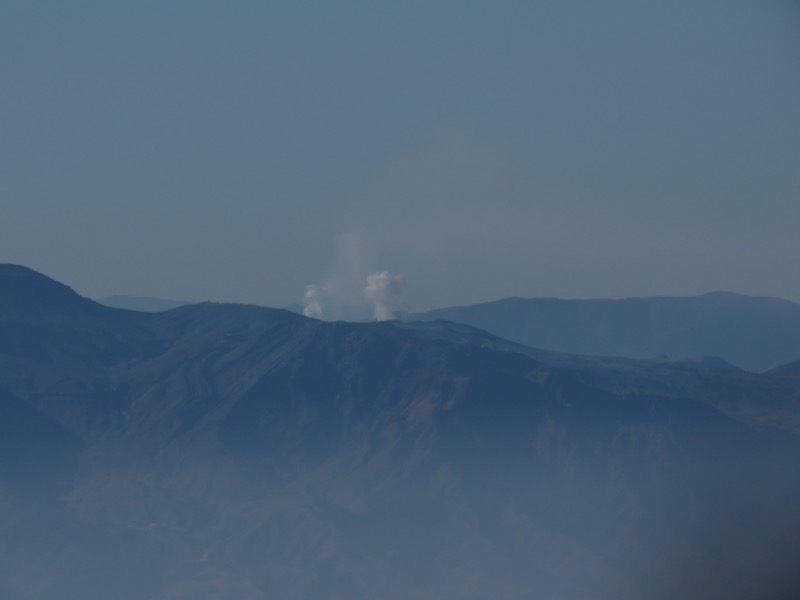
xmin=2 ymin=265 xmax=800 ymax=600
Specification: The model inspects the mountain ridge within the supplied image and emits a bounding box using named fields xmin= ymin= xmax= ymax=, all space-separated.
xmin=0 ymin=263 xmax=105 ymax=317
xmin=97 ymin=295 xmax=194 ymax=313
xmin=2 ymin=265 xmax=800 ymax=599
xmin=411 ymin=291 xmax=800 ymax=371
xmin=16 ymin=259 xmax=794 ymax=372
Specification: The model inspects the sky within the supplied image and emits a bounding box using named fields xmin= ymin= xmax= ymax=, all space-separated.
xmin=2 ymin=1 xmax=799 ymax=311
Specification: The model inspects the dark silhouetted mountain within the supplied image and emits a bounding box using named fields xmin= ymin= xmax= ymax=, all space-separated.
xmin=97 ymin=295 xmax=194 ymax=313
xmin=1 ymin=265 xmax=800 ymax=600
xmin=0 ymin=263 xmax=99 ymax=317
xmin=411 ymin=291 xmax=800 ymax=372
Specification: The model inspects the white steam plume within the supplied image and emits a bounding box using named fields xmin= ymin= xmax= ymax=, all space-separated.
xmin=302 ymin=284 xmax=325 ymax=319
xmin=301 ymin=235 xmax=407 ymax=321
xmin=300 ymin=234 xmax=368 ymax=320
xmin=364 ymin=271 xmax=405 ymax=321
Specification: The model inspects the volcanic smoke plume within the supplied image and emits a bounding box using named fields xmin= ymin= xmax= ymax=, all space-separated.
xmin=301 ymin=271 xmax=405 ymax=321
xmin=364 ymin=271 xmax=404 ymax=321
xmin=300 ymin=234 xmax=406 ymax=321
xmin=302 ymin=285 xmax=325 ymax=319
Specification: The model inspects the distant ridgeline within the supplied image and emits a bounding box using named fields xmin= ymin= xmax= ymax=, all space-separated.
xmin=411 ymin=291 xmax=800 ymax=372
xmin=97 ymin=294 xmax=193 ymax=312
xmin=1 ymin=263 xmax=799 ymax=600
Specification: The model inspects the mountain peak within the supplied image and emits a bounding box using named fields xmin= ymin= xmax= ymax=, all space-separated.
xmin=0 ymin=264 xmax=98 ymax=316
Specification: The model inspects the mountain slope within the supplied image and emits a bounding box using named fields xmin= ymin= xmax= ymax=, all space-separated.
xmin=1 ymin=265 xmax=799 ymax=599
xmin=412 ymin=291 xmax=800 ymax=372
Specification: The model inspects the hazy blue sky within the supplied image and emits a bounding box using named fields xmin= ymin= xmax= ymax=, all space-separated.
xmin=2 ymin=1 xmax=799 ymax=310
